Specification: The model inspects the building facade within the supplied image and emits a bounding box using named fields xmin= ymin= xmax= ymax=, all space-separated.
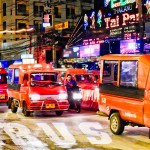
xmin=0 ymin=0 xmax=94 ymax=60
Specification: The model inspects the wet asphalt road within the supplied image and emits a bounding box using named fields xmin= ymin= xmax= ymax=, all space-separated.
xmin=0 ymin=106 xmax=149 ymax=150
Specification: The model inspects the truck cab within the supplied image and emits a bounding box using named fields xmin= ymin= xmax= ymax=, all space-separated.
xmin=99 ymin=54 xmax=150 ymax=136
xmin=61 ymin=68 xmax=99 ymax=110
xmin=0 ymin=67 xmax=8 ymax=106
xmin=7 ymin=63 xmax=69 ymax=116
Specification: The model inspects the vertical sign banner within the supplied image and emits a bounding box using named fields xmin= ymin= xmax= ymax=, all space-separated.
xmin=42 ymin=13 xmax=52 ymax=27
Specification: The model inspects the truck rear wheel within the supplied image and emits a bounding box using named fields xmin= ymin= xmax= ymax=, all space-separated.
xmin=22 ymin=102 xmax=30 ymax=117
xmin=55 ymin=111 xmax=63 ymax=116
xmin=11 ymin=101 xmax=18 ymax=113
xmin=110 ymin=112 xmax=124 ymax=135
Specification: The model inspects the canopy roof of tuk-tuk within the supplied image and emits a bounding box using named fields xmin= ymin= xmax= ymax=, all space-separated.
xmin=9 ymin=63 xmax=53 ymax=70
xmin=100 ymin=54 xmax=150 ymax=66
xmin=66 ymin=68 xmax=87 ymax=75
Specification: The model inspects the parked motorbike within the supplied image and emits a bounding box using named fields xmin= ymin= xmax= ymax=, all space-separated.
xmin=68 ymin=85 xmax=82 ymax=113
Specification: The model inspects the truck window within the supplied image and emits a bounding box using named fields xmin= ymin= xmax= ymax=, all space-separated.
xmin=31 ymin=73 xmax=57 ymax=82
xmin=120 ymin=61 xmax=137 ymax=88
xmin=102 ymin=61 xmax=118 ymax=85
xmin=8 ymin=69 xmax=14 ymax=84
xmin=14 ymin=69 xmax=19 ymax=84
xmin=76 ymin=75 xmax=91 ymax=83
xmin=0 ymin=74 xmax=7 ymax=84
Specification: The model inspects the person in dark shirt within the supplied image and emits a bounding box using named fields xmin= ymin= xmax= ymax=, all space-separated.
xmin=65 ymin=74 xmax=77 ymax=91
xmin=65 ymin=74 xmax=77 ymax=108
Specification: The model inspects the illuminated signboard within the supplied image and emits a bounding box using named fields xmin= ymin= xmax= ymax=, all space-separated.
xmin=109 ymin=0 xmax=136 ymax=8
xmin=63 ymin=46 xmax=80 ymax=58
xmin=55 ymin=21 xmax=68 ymax=30
xmin=83 ymin=38 xmax=104 ymax=46
xmin=42 ymin=14 xmax=53 ymax=27
xmin=94 ymin=0 xmax=147 ymax=38
xmin=83 ymin=10 xmax=96 ymax=30
xmin=120 ymin=39 xmax=140 ymax=54
xmin=80 ymin=44 xmax=100 ymax=58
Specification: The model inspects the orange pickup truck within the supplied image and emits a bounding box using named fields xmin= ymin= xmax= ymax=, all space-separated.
xmin=7 ymin=63 xmax=69 ymax=116
xmin=99 ymin=54 xmax=150 ymax=136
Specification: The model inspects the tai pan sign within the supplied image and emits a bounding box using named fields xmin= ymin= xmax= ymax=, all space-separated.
xmin=55 ymin=21 xmax=68 ymax=30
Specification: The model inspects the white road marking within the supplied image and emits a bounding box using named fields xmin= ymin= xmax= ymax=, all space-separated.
xmin=0 ymin=123 xmax=48 ymax=148
xmin=37 ymin=122 xmax=77 ymax=149
xmin=79 ymin=122 xmax=112 ymax=144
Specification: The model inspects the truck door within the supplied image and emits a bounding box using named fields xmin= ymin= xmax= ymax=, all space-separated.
xmin=8 ymin=68 xmax=21 ymax=98
xmin=144 ymin=70 xmax=150 ymax=127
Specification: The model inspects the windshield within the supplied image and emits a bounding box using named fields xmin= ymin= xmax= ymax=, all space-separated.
xmin=30 ymin=72 xmax=61 ymax=87
xmin=0 ymin=74 xmax=7 ymax=84
xmin=76 ymin=74 xmax=97 ymax=83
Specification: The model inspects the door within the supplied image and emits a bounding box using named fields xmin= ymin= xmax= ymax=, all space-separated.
xmin=144 ymin=70 xmax=150 ymax=127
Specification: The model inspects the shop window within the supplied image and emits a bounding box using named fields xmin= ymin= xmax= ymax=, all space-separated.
xmin=3 ymin=3 xmax=6 ymax=16
xmin=8 ymin=69 xmax=14 ymax=84
xmin=120 ymin=61 xmax=137 ymax=87
xmin=102 ymin=61 xmax=118 ymax=85
xmin=14 ymin=69 xmax=19 ymax=84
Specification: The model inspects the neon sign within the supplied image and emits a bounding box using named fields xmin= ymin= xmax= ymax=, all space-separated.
xmin=113 ymin=4 xmax=132 ymax=14
xmin=110 ymin=0 xmax=136 ymax=8
xmin=83 ymin=38 xmax=104 ymax=46
xmin=104 ymin=13 xmax=139 ymax=29
xmin=83 ymin=11 xmax=96 ymax=30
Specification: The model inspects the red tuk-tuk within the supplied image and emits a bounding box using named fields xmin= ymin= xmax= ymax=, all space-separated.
xmin=58 ymin=68 xmax=100 ymax=111
xmin=0 ymin=67 xmax=8 ymax=106
xmin=7 ymin=63 xmax=69 ymax=116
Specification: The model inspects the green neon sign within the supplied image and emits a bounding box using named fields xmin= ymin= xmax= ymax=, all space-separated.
xmin=111 ymin=0 xmax=135 ymax=8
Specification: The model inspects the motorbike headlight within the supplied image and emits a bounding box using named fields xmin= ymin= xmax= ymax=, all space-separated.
xmin=58 ymin=93 xmax=68 ymax=100
xmin=29 ymin=94 xmax=40 ymax=101
xmin=73 ymin=93 xmax=82 ymax=100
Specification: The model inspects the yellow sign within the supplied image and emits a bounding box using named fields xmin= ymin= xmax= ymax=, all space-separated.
xmin=55 ymin=21 xmax=68 ymax=30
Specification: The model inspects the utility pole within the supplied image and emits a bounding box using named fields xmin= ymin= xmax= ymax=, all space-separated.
xmin=52 ymin=44 xmax=56 ymax=66
xmin=29 ymin=32 xmax=32 ymax=54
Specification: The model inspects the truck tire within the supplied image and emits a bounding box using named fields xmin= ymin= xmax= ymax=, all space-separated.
xmin=11 ymin=101 xmax=18 ymax=113
xmin=110 ymin=112 xmax=124 ymax=135
xmin=8 ymin=98 xmax=12 ymax=109
xmin=22 ymin=102 xmax=30 ymax=117
xmin=55 ymin=111 xmax=63 ymax=116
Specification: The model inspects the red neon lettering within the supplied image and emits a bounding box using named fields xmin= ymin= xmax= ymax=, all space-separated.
xmin=104 ymin=18 xmax=111 ymax=29
xmin=122 ymin=13 xmax=130 ymax=25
